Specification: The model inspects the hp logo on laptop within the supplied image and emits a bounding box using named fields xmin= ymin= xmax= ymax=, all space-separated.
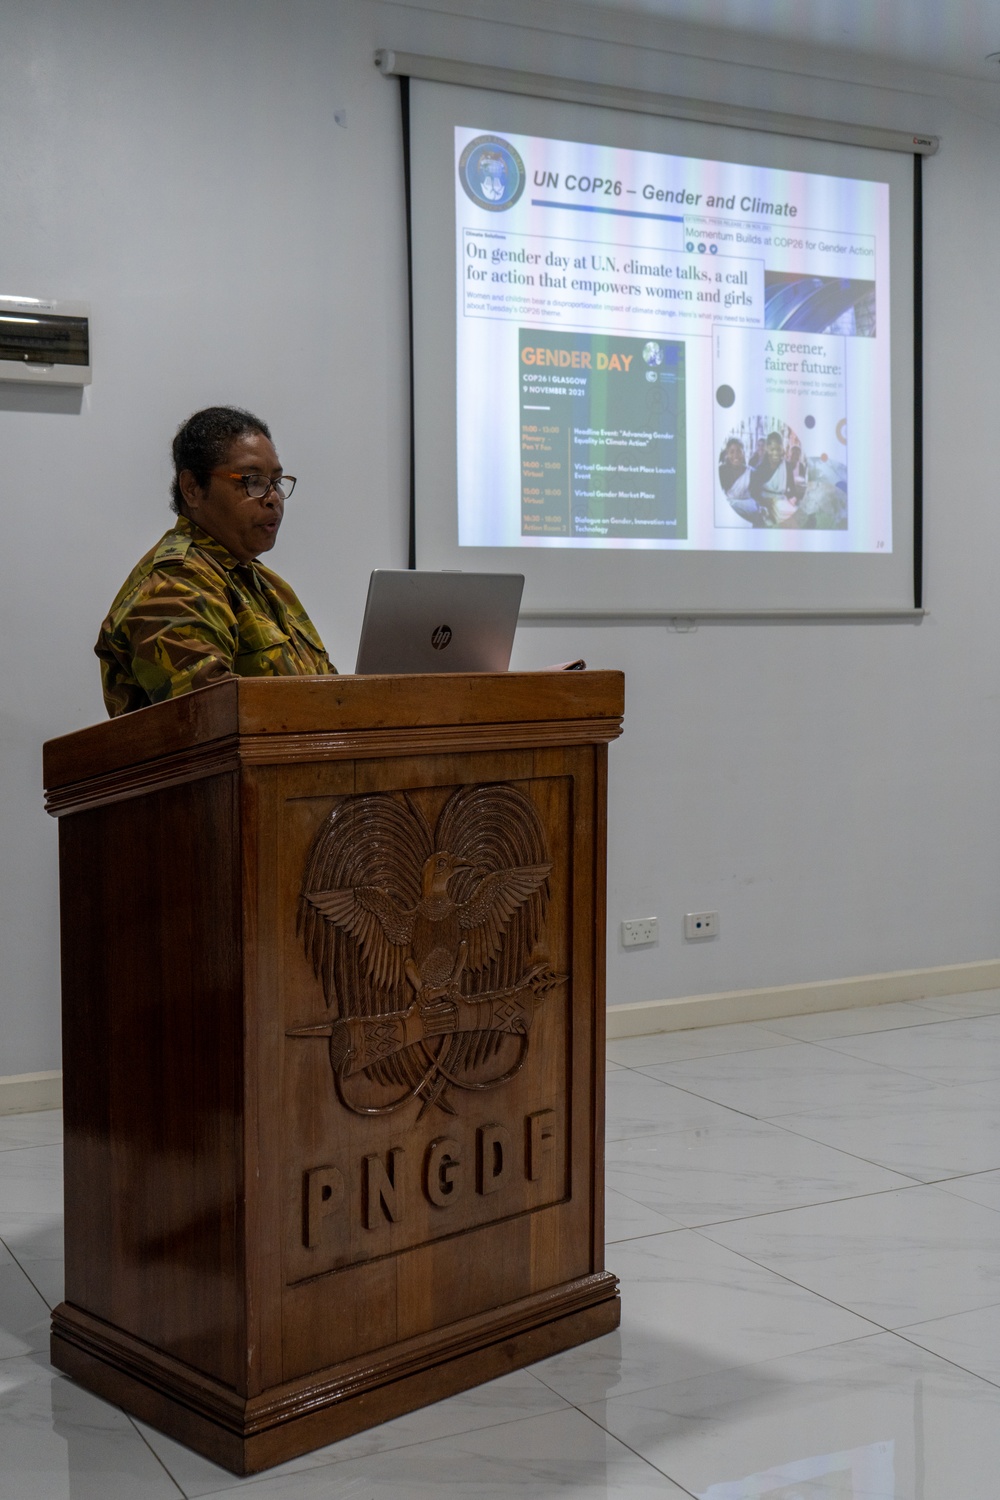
xmin=431 ymin=625 xmax=453 ymax=650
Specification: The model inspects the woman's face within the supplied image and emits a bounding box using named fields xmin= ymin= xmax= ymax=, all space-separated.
xmin=765 ymin=435 xmax=784 ymax=463
xmin=724 ymin=441 xmax=745 ymax=468
xmin=180 ymin=431 xmax=285 ymax=563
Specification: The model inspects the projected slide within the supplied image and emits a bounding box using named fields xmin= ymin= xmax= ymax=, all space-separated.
xmin=455 ymin=127 xmax=891 ymax=554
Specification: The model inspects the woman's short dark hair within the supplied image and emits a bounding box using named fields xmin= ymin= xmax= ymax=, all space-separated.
xmin=170 ymin=406 xmax=271 ymax=514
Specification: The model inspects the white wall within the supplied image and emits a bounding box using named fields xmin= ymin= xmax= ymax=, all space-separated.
xmin=1 ymin=0 xmax=998 ymax=1073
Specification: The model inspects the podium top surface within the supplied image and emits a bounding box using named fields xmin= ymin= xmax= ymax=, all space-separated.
xmin=43 ymin=671 xmax=625 ymax=801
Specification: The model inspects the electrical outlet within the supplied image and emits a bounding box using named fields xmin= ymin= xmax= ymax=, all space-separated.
xmin=684 ymin=910 xmax=719 ymax=940
xmin=621 ymin=917 xmax=658 ymax=947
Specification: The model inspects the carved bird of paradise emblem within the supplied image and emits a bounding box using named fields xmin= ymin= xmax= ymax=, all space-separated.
xmin=289 ymin=784 xmax=565 ymax=1115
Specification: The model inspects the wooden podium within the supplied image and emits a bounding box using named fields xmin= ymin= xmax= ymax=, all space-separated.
xmin=42 ymin=672 xmax=624 ymax=1474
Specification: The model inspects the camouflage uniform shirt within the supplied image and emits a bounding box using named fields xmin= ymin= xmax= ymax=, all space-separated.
xmin=96 ymin=516 xmax=335 ymax=717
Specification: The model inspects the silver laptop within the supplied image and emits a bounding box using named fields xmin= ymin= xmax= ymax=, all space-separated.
xmin=354 ymin=570 xmax=524 ymax=674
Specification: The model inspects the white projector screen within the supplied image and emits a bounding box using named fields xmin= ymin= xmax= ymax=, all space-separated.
xmin=408 ymin=79 xmax=919 ymax=613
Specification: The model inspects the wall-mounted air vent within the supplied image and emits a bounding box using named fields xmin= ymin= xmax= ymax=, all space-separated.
xmin=0 ymin=296 xmax=90 ymax=385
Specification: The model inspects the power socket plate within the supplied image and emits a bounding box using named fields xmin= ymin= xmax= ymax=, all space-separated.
xmin=621 ymin=918 xmax=658 ymax=947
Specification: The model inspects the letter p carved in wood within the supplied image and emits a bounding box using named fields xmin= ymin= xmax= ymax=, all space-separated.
xmin=303 ymin=1165 xmax=345 ymax=1248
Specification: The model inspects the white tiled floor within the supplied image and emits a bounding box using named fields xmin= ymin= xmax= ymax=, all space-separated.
xmin=4 ymin=991 xmax=1000 ymax=1497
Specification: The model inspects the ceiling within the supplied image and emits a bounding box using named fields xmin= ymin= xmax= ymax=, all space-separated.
xmin=558 ymin=0 xmax=1000 ymax=81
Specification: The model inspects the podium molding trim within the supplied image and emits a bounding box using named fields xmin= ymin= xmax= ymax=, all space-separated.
xmin=45 ymin=718 xmax=622 ymax=817
xmin=52 ymin=1272 xmax=620 ymax=1474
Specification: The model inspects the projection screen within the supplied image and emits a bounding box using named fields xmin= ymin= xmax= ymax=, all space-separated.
xmin=402 ymin=70 xmax=926 ymax=614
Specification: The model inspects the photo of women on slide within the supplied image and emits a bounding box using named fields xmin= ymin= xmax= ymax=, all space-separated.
xmin=717 ymin=438 xmax=754 ymax=517
xmin=750 ymin=430 xmax=805 ymax=526
xmin=717 ymin=417 xmax=847 ymax=529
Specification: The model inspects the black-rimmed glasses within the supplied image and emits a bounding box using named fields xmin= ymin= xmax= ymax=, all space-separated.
xmin=215 ymin=471 xmax=297 ymax=500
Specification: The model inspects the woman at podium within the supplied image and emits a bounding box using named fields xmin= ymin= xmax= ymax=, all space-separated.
xmin=95 ymin=406 xmax=335 ymax=717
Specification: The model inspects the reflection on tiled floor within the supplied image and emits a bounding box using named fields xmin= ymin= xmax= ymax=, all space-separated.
xmin=4 ymin=992 xmax=1000 ymax=1497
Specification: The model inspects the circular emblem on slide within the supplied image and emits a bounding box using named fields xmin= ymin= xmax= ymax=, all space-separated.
xmin=431 ymin=625 xmax=453 ymax=650
xmin=459 ymin=135 xmax=526 ymax=211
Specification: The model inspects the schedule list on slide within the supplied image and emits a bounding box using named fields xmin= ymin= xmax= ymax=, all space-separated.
xmin=519 ymin=329 xmax=687 ymax=541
